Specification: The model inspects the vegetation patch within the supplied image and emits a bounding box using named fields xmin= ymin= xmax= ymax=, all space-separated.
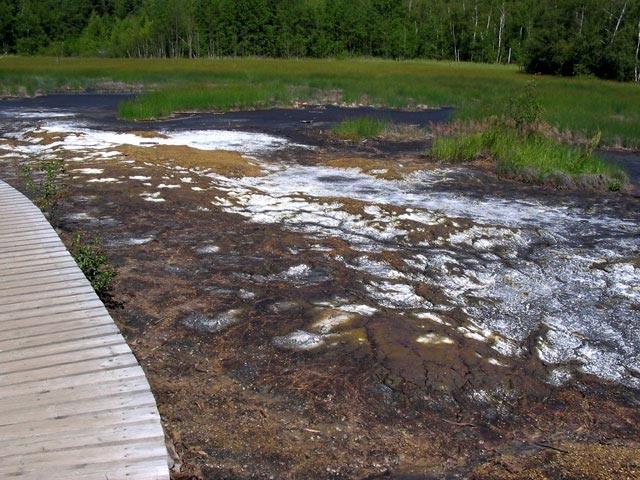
xmin=432 ymin=127 xmax=628 ymax=192
xmin=118 ymin=82 xmax=291 ymax=119
xmin=71 ymin=234 xmax=117 ymax=303
xmin=331 ymin=117 xmax=428 ymax=142
xmin=331 ymin=117 xmax=389 ymax=142
xmin=116 ymin=144 xmax=262 ymax=177
xmin=18 ymin=158 xmax=67 ymax=222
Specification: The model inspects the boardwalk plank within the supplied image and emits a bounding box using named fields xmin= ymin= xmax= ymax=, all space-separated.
xmin=0 ymin=334 xmax=129 ymax=365
xmin=0 ymin=376 xmax=152 ymax=415
xmin=0 ymin=305 xmax=107 ymax=329
xmin=0 ymin=322 xmax=119 ymax=349
xmin=0 ymin=365 xmax=145 ymax=399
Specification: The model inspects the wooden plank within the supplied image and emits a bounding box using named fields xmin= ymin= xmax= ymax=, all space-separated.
xmin=0 ymin=292 xmax=102 ymax=315
xmin=0 ymin=334 xmax=129 ymax=365
xmin=0 ymin=438 xmax=168 ymax=477
xmin=0 ymin=307 xmax=109 ymax=332
xmin=0 ymin=322 xmax=118 ymax=349
xmin=0 ymin=419 xmax=163 ymax=463
xmin=3 ymin=389 xmax=158 ymax=425
xmin=0 ymin=402 xmax=158 ymax=441
xmin=0 ymin=256 xmax=79 ymax=277
xmin=0 ymin=267 xmax=85 ymax=290
xmin=0 ymin=365 xmax=145 ymax=399
xmin=0 ymin=375 xmax=152 ymax=416
xmin=0 ymin=213 xmax=43 ymax=222
xmin=1 ymin=243 xmax=68 ymax=258
xmin=1 ymin=250 xmax=75 ymax=269
xmin=0 ymin=298 xmax=106 ymax=321
xmin=0 ymin=272 xmax=88 ymax=296
xmin=0 ymin=351 xmax=138 ymax=384
xmin=0 ymin=230 xmax=60 ymax=243
xmin=0 ymin=218 xmax=58 ymax=229
xmin=0 ymin=284 xmax=95 ymax=307
xmin=7 ymin=457 xmax=170 ymax=480
xmin=0 ymin=239 xmax=65 ymax=253
xmin=0 ymin=420 xmax=164 ymax=458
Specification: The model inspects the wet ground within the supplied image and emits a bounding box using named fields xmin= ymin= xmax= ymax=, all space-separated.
xmin=1 ymin=96 xmax=639 ymax=479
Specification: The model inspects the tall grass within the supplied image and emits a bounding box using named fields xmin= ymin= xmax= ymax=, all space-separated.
xmin=432 ymin=127 xmax=628 ymax=191
xmin=1 ymin=56 xmax=639 ymax=146
xmin=117 ymin=82 xmax=291 ymax=118
xmin=331 ymin=117 xmax=389 ymax=141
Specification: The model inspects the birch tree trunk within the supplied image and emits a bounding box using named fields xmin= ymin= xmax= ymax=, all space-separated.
xmin=473 ymin=3 xmax=478 ymax=42
xmin=635 ymin=17 xmax=640 ymax=82
xmin=611 ymin=0 xmax=628 ymax=44
xmin=496 ymin=5 xmax=506 ymax=63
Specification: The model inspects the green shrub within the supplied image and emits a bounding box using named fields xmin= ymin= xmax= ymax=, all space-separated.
xmin=504 ymin=81 xmax=543 ymax=131
xmin=71 ymin=234 xmax=117 ymax=302
xmin=19 ymin=158 xmax=67 ymax=222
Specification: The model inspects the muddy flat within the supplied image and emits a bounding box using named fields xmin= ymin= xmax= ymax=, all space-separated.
xmin=0 ymin=96 xmax=639 ymax=479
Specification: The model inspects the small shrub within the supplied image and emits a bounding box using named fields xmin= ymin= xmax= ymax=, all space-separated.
xmin=18 ymin=158 xmax=67 ymax=222
xmin=331 ymin=117 xmax=389 ymax=141
xmin=71 ymin=234 xmax=118 ymax=302
xmin=504 ymin=81 xmax=543 ymax=132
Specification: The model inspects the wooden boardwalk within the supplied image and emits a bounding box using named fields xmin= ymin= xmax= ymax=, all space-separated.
xmin=0 ymin=180 xmax=170 ymax=479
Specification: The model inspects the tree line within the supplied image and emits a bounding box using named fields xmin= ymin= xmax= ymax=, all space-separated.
xmin=1 ymin=0 xmax=639 ymax=81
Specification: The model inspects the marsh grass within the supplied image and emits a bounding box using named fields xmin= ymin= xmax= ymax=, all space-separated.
xmin=331 ymin=117 xmax=389 ymax=141
xmin=117 ymin=82 xmax=292 ymax=118
xmin=331 ymin=117 xmax=428 ymax=141
xmin=432 ymin=127 xmax=628 ymax=191
xmin=1 ymin=56 xmax=639 ymax=146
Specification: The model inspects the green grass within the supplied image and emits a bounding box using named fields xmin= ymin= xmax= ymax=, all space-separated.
xmin=117 ymin=82 xmax=292 ymax=118
xmin=432 ymin=127 xmax=628 ymax=191
xmin=331 ymin=116 xmax=389 ymax=141
xmin=1 ymin=56 xmax=639 ymax=147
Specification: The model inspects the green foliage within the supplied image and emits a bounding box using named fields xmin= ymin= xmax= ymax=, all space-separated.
xmin=331 ymin=117 xmax=389 ymax=141
xmin=504 ymin=82 xmax=543 ymax=131
xmin=19 ymin=158 xmax=67 ymax=221
xmin=523 ymin=0 xmax=640 ymax=81
xmin=431 ymin=127 xmax=627 ymax=192
xmin=71 ymin=234 xmax=118 ymax=301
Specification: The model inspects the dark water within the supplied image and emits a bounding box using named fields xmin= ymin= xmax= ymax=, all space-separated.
xmin=0 ymin=93 xmax=453 ymax=140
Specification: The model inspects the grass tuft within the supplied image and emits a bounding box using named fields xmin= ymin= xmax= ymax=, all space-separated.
xmin=432 ymin=127 xmax=628 ymax=191
xmin=331 ymin=117 xmax=389 ymax=141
